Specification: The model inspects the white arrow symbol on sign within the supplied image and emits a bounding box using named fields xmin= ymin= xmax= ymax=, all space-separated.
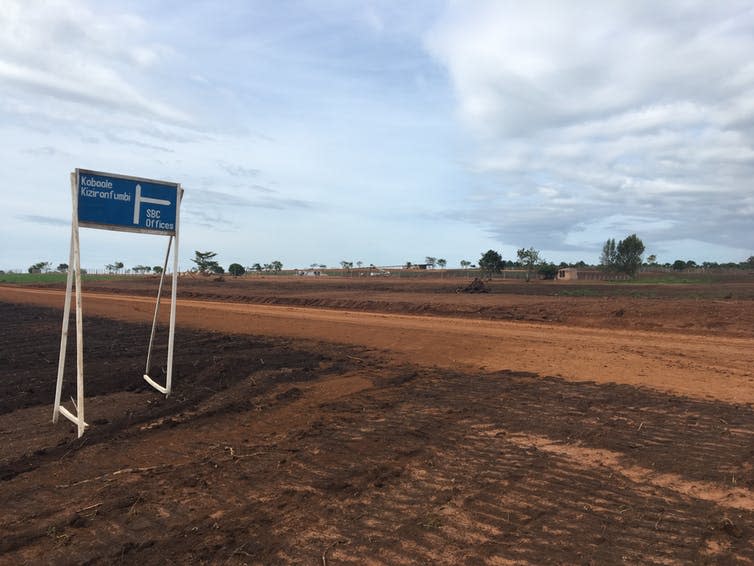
xmin=133 ymin=184 xmax=172 ymax=224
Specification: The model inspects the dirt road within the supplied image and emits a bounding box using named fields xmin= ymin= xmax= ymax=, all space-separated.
xmin=2 ymin=285 xmax=752 ymax=404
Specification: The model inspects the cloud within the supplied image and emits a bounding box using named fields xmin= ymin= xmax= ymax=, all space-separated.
xmin=218 ymin=162 xmax=261 ymax=178
xmin=0 ymin=1 xmax=189 ymax=124
xmin=106 ymin=134 xmax=174 ymax=153
xmin=181 ymin=208 xmax=235 ymax=231
xmin=22 ymin=146 xmax=68 ymax=157
xmin=16 ymin=214 xmax=69 ymax=227
xmin=426 ymin=1 xmax=754 ymax=256
xmin=186 ymin=186 xmax=314 ymax=216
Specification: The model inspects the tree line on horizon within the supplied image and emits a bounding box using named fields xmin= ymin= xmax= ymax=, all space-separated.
xmin=19 ymin=238 xmax=754 ymax=277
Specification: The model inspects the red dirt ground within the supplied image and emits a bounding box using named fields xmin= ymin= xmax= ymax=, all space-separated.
xmin=1 ymin=277 xmax=753 ymax=564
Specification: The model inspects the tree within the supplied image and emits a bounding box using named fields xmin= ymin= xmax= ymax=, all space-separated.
xmin=425 ymin=256 xmax=437 ymax=269
xmin=437 ymin=258 xmax=447 ymax=269
xmin=28 ymin=261 xmax=50 ymax=273
xmin=356 ymin=261 xmax=363 ymax=268
xmin=210 ymin=264 xmax=225 ymax=275
xmin=192 ymin=251 xmax=220 ymax=274
xmin=614 ymin=234 xmax=645 ymax=277
xmin=517 ymin=247 xmax=541 ymax=282
xmin=57 ymin=263 xmax=68 ymax=272
xmin=672 ymin=259 xmax=687 ymax=271
xmin=646 ymin=254 xmax=657 ymax=265
xmin=460 ymin=260 xmax=471 ymax=269
xmin=404 ymin=261 xmax=413 ymax=269
xmin=228 ymin=263 xmax=245 ymax=276
xmin=271 ymin=260 xmax=283 ymax=272
xmin=478 ymin=250 xmax=504 ymax=278
xmin=251 ymin=263 xmax=262 ymax=272
xmin=153 ymin=265 xmax=163 ymax=274
xmin=746 ymin=256 xmax=754 ymax=268
xmin=601 ymin=238 xmax=617 ymax=269
xmin=538 ymin=262 xmax=559 ymax=280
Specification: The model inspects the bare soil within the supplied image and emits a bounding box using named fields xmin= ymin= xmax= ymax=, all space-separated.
xmin=1 ymin=276 xmax=754 ymax=564
xmin=77 ymin=274 xmax=754 ymax=338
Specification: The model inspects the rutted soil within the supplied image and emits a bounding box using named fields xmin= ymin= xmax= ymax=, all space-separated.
xmin=2 ymin=300 xmax=754 ymax=564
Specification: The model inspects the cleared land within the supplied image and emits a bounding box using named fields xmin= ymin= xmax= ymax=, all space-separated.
xmin=1 ymin=275 xmax=753 ymax=564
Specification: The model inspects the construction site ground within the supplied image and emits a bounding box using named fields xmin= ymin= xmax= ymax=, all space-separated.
xmin=1 ymin=274 xmax=753 ymax=564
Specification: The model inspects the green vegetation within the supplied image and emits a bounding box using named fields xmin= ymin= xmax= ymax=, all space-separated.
xmin=228 ymin=263 xmax=245 ymax=276
xmin=601 ymin=234 xmax=645 ymax=277
xmin=538 ymin=262 xmax=559 ymax=280
xmin=0 ymin=272 xmax=105 ymax=284
xmin=516 ymin=247 xmax=541 ymax=282
xmin=191 ymin=250 xmax=223 ymax=274
xmin=244 ymin=261 xmax=284 ymax=273
xmin=105 ymin=261 xmax=124 ymax=274
xmin=479 ymin=250 xmax=504 ymax=277
xmin=615 ymin=235 xmax=645 ymax=276
xmin=28 ymin=261 xmax=51 ymax=274
xmin=553 ymin=288 xmax=601 ymax=297
xmin=610 ymin=275 xmax=716 ymax=285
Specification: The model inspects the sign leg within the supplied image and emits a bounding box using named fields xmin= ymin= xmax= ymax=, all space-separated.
xmin=73 ymin=203 xmax=85 ymax=437
xmin=145 ymin=236 xmax=172 ymax=378
xmin=53 ymin=229 xmax=75 ymax=423
xmin=165 ymin=188 xmax=182 ymax=397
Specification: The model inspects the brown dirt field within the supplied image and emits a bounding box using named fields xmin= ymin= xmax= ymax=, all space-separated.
xmin=25 ymin=273 xmax=754 ymax=337
xmin=1 ymin=278 xmax=754 ymax=564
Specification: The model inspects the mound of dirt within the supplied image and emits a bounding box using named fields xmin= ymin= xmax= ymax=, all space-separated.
xmin=458 ymin=278 xmax=490 ymax=293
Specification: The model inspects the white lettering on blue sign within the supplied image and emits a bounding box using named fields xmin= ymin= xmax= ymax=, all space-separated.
xmin=76 ymin=170 xmax=178 ymax=235
xmin=80 ymin=187 xmax=132 ymax=201
xmin=80 ymin=175 xmax=113 ymax=189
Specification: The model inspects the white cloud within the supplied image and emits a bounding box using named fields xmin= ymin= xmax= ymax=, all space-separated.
xmin=2 ymin=1 xmax=751 ymax=270
xmin=426 ymin=0 xmax=754 ymax=258
xmin=0 ymin=0 xmax=188 ymax=123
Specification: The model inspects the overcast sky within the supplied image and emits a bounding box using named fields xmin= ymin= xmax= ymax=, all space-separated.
xmin=2 ymin=0 xmax=753 ymax=271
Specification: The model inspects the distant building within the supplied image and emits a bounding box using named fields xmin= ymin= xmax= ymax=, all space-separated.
xmin=557 ymin=268 xmax=579 ymax=281
xmin=556 ymin=268 xmax=630 ymax=281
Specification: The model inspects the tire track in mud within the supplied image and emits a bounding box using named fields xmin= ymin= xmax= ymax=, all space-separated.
xmin=244 ymin=367 xmax=754 ymax=564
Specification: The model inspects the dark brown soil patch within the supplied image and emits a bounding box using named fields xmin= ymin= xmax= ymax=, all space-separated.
xmin=2 ymin=301 xmax=753 ymax=564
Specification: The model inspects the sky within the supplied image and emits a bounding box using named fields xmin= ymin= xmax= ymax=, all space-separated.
xmin=2 ymin=0 xmax=753 ymax=272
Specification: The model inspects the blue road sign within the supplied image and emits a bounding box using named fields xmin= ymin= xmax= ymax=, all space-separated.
xmin=77 ymin=169 xmax=180 ymax=235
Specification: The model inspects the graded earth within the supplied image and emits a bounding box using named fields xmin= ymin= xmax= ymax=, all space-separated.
xmin=1 ymin=275 xmax=753 ymax=564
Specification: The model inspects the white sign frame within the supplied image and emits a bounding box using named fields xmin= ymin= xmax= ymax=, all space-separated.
xmin=53 ymin=170 xmax=183 ymax=437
